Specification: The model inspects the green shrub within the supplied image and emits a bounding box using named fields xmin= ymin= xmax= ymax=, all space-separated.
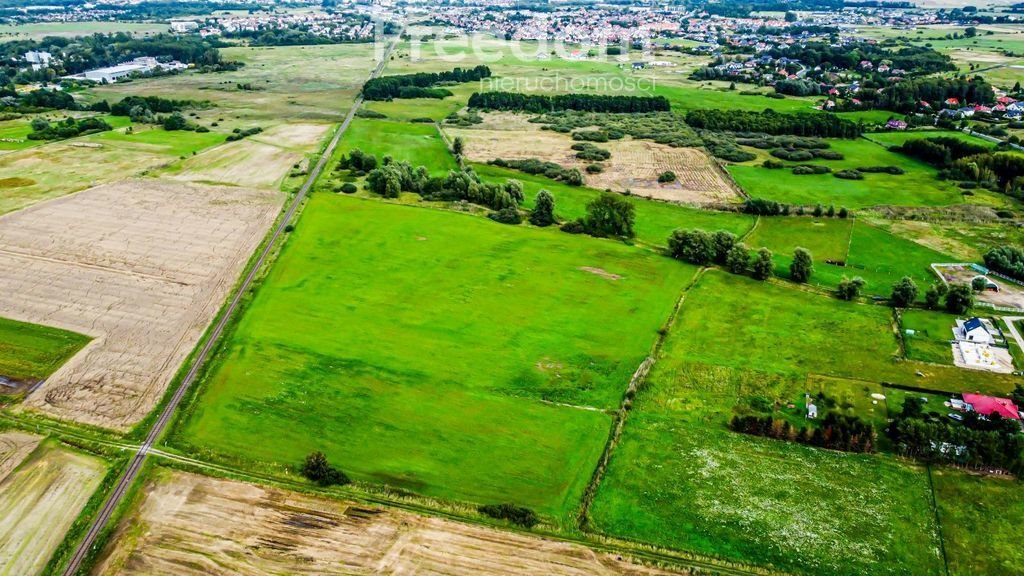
xmin=478 ymin=503 xmax=539 ymax=527
xmin=834 ymin=169 xmax=864 ymax=180
xmin=487 ymin=207 xmax=522 ymax=224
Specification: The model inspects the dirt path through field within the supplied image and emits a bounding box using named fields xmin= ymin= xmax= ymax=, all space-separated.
xmin=95 ymin=470 xmax=689 ymax=576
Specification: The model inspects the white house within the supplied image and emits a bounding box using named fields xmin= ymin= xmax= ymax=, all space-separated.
xmin=170 ymin=20 xmax=199 ymax=33
xmin=954 ymin=317 xmax=993 ymax=345
xmin=24 ymin=50 xmax=51 ymax=71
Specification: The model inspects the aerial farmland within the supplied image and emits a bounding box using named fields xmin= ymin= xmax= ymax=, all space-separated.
xmin=1 ymin=2 xmax=1024 ymax=576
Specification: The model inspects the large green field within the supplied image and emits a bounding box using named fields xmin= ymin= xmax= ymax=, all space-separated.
xmin=175 ymin=194 xmax=696 ymax=522
xmin=0 ymin=316 xmax=89 ymax=383
xmin=334 ymin=117 xmax=457 ymax=174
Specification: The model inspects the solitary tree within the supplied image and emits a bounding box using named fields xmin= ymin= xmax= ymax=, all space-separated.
xmin=790 ymin=247 xmax=814 ymax=283
xmin=529 ymin=189 xmax=556 ymax=227
xmin=584 ymin=193 xmax=635 ymax=238
xmin=971 ymin=276 xmax=988 ymax=292
xmin=837 ymin=276 xmax=866 ymax=300
xmin=30 ymin=117 xmax=49 ymax=133
xmin=505 ymin=179 xmax=524 ymax=204
xmin=945 ymin=283 xmax=975 ymax=314
xmin=752 ymin=247 xmax=774 ymax=280
xmin=302 ymin=451 xmax=351 ymax=486
xmin=726 ymin=243 xmax=750 ymax=274
xmin=890 ymin=276 xmax=918 ymax=307
xmin=451 ymin=136 xmax=464 ymax=156
xmin=668 ymin=229 xmax=714 ymax=265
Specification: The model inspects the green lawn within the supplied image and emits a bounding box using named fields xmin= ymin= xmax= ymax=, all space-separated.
xmin=176 ymin=194 xmax=697 ymax=522
xmin=901 ymin=309 xmax=957 ymax=365
xmin=590 ymin=358 xmax=945 ymax=575
xmin=729 ymin=138 xmax=976 ymax=208
xmin=745 ymin=217 xmax=854 ymax=263
xmin=0 ymin=317 xmax=90 ymax=382
xmin=0 ymin=118 xmax=39 ymax=151
xmin=473 ymin=163 xmax=755 ymax=247
xmin=88 ymin=125 xmax=226 ymax=157
xmin=864 ymin=129 xmax=996 ymax=150
xmin=932 ymin=469 xmax=1024 ymax=576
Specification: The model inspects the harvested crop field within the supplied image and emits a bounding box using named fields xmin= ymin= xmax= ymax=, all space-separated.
xmin=0 ymin=179 xmax=281 ymax=430
xmin=169 ymin=123 xmax=329 ymax=189
xmin=446 ymin=122 xmax=737 ymax=205
xmin=0 ymin=435 xmax=105 ymax=576
xmin=95 ymin=469 xmax=689 ymax=576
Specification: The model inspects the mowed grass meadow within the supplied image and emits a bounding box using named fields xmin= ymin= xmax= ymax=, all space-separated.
xmin=176 ymin=194 xmax=697 ymax=521
xmin=0 ymin=316 xmax=89 ymax=382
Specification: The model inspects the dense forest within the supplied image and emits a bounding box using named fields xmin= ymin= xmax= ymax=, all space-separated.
xmin=362 ymin=66 xmax=492 ymax=100
xmin=684 ymin=109 xmax=862 ymax=138
xmin=468 ymin=91 xmax=671 ymax=113
xmin=767 ymin=42 xmax=955 ymax=76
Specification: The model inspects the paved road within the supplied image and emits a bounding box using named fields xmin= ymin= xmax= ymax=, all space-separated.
xmin=60 ymin=36 xmax=398 ymax=576
xmin=1002 ymin=316 xmax=1024 ymax=353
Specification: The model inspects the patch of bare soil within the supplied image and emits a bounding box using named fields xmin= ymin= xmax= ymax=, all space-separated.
xmin=935 ymin=264 xmax=1024 ymax=310
xmin=0 ymin=179 xmax=281 ymax=430
xmin=579 ymin=266 xmax=623 ymax=280
xmin=447 ymin=118 xmax=737 ymax=205
xmin=0 ymin=431 xmax=40 ymax=480
xmin=95 ymin=470 xmax=690 ymax=576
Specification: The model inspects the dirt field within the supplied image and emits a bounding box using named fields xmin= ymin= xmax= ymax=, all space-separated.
xmin=95 ymin=470 xmax=690 ymax=576
xmin=0 ymin=435 xmax=105 ymax=576
xmin=446 ymin=119 xmax=737 ymax=205
xmin=0 ymin=179 xmax=282 ymax=430
xmin=934 ymin=264 xmax=1024 ymax=310
xmin=169 ymin=123 xmax=329 ymax=189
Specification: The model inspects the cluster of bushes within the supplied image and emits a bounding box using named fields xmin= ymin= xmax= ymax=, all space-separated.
xmin=743 ymin=198 xmax=850 ymax=218
xmin=337 ymin=148 xmax=379 ymax=174
xmin=108 ymin=95 xmax=198 ymax=117
xmin=985 ymin=245 xmax=1024 ymax=281
xmin=27 ymin=116 xmax=111 ymax=140
xmin=833 ymin=169 xmax=863 ymax=180
xmin=658 ymin=171 xmax=677 ymax=183
xmin=572 ymin=129 xmax=616 ymax=143
xmin=684 ymin=109 xmax=862 ymax=138
xmin=226 ymin=126 xmax=262 ymax=141
xmin=572 ymin=142 xmax=610 ymax=161
xmin=770 ymin=148 xmax=843 ymax=162
xmin=443 ymin=111 xmax=483 ymax=127
xmin=735 ymin=135 xmax=829 ymax=150
xmin=668 ymin=228 xmax=776 ymax=280
xmin=561 ymin=193 xmax=635 ymax=239
xmin=301 ymin=451 xmax=351 ymax=487
xmin=731 ymin=412 xmax=877 ymax=453
xmin=354 ymin=109 xmax=387 ymax=119
xmin=889 ymin=398 xmax=1024 ymax=473
xmin=478 ymin=503 xmax=539 ymax=528
xmin=700 ymin=132 xmax=757 ymax=162
xmin=468 ymin=91 xmax=670 ymax=114
xmin=533 ymin=111 xmax=701 ymax=148
xmin=17 ymin=88 xmax=76 ymax=111
xmin=362 ymin=65 xmax=491 ymax=100
xmin=792 ymin=164 xmax=831 ymax=175
xmin=489 ymin=158 xmax=584 ymax=186
xmin=856 ymin=165 xmax=904 ymax=174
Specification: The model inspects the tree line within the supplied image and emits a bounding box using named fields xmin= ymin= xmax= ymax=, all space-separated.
xmin=668 ymin=229 xmax=777 ymax=281
xmin=362 ymin=65 xmax=491 ymax=100
xmin=684 ymin=109 xmax=862 ymax=138
xmin=985 ymin=246 xmax=1024 ymax=282
xmin=468 ymin=91 xmax=671 ymax=114
xmin=730 ymin=412 xmax=877 ymax=453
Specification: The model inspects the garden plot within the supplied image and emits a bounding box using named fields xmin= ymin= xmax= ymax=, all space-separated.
xmin=0 ymin=435 xmax=105 ymax=576
xmin=447 ymin=117 xmax=737 ymax=205
xmin=95 ymin=469 xmax=687 ymax=576
xmin=0 ymin=179 xmax=281 ymax=430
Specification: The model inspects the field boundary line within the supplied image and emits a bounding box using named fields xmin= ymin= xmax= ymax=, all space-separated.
xmin=59 ymin=36 xmax=400 ymax=576
xmin=926 ymin=464 xmax=952 ymax=576
xmin=577 ymin=266 xmax=710 ymax=531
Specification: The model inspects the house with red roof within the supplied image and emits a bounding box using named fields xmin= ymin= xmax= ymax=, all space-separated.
xmin=961 ymin=393 xmax=1020 ymax=420
xmin=945 ymin=97 xmax=960 ymax=107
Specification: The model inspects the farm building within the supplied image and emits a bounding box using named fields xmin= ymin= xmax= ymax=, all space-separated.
xmin=954 ymin=317 xmax=993 ymax=345
xmin=960 ymin=393 xmax=1020 ymax=420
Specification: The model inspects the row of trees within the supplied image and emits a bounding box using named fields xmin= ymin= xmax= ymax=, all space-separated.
xmin=561 ymin=193 xmax=635 ymax=238
xmin=488 ymin=158 xmax=584 ymax=186
xmin=468 ymin=91 xmax=671 ymax=114
xmin=667 ymin=229 xmax=775 ymax=280
xmin=684 ymin=109 xmax=862 ymax=138
xmin=744 ymin=198 xmax=850 ymax=219
xmin=362 ymin=65 xmax=491 ymax=100
xmin=894 ymin=136 xmax=990 ymax=168
xmin=730 ymin=412 xmax=877 ymax=453
xmin=27 ymin=116 xmax=111 ymax=140
xmin=890 ymin=276 xmax=974 ymax=313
